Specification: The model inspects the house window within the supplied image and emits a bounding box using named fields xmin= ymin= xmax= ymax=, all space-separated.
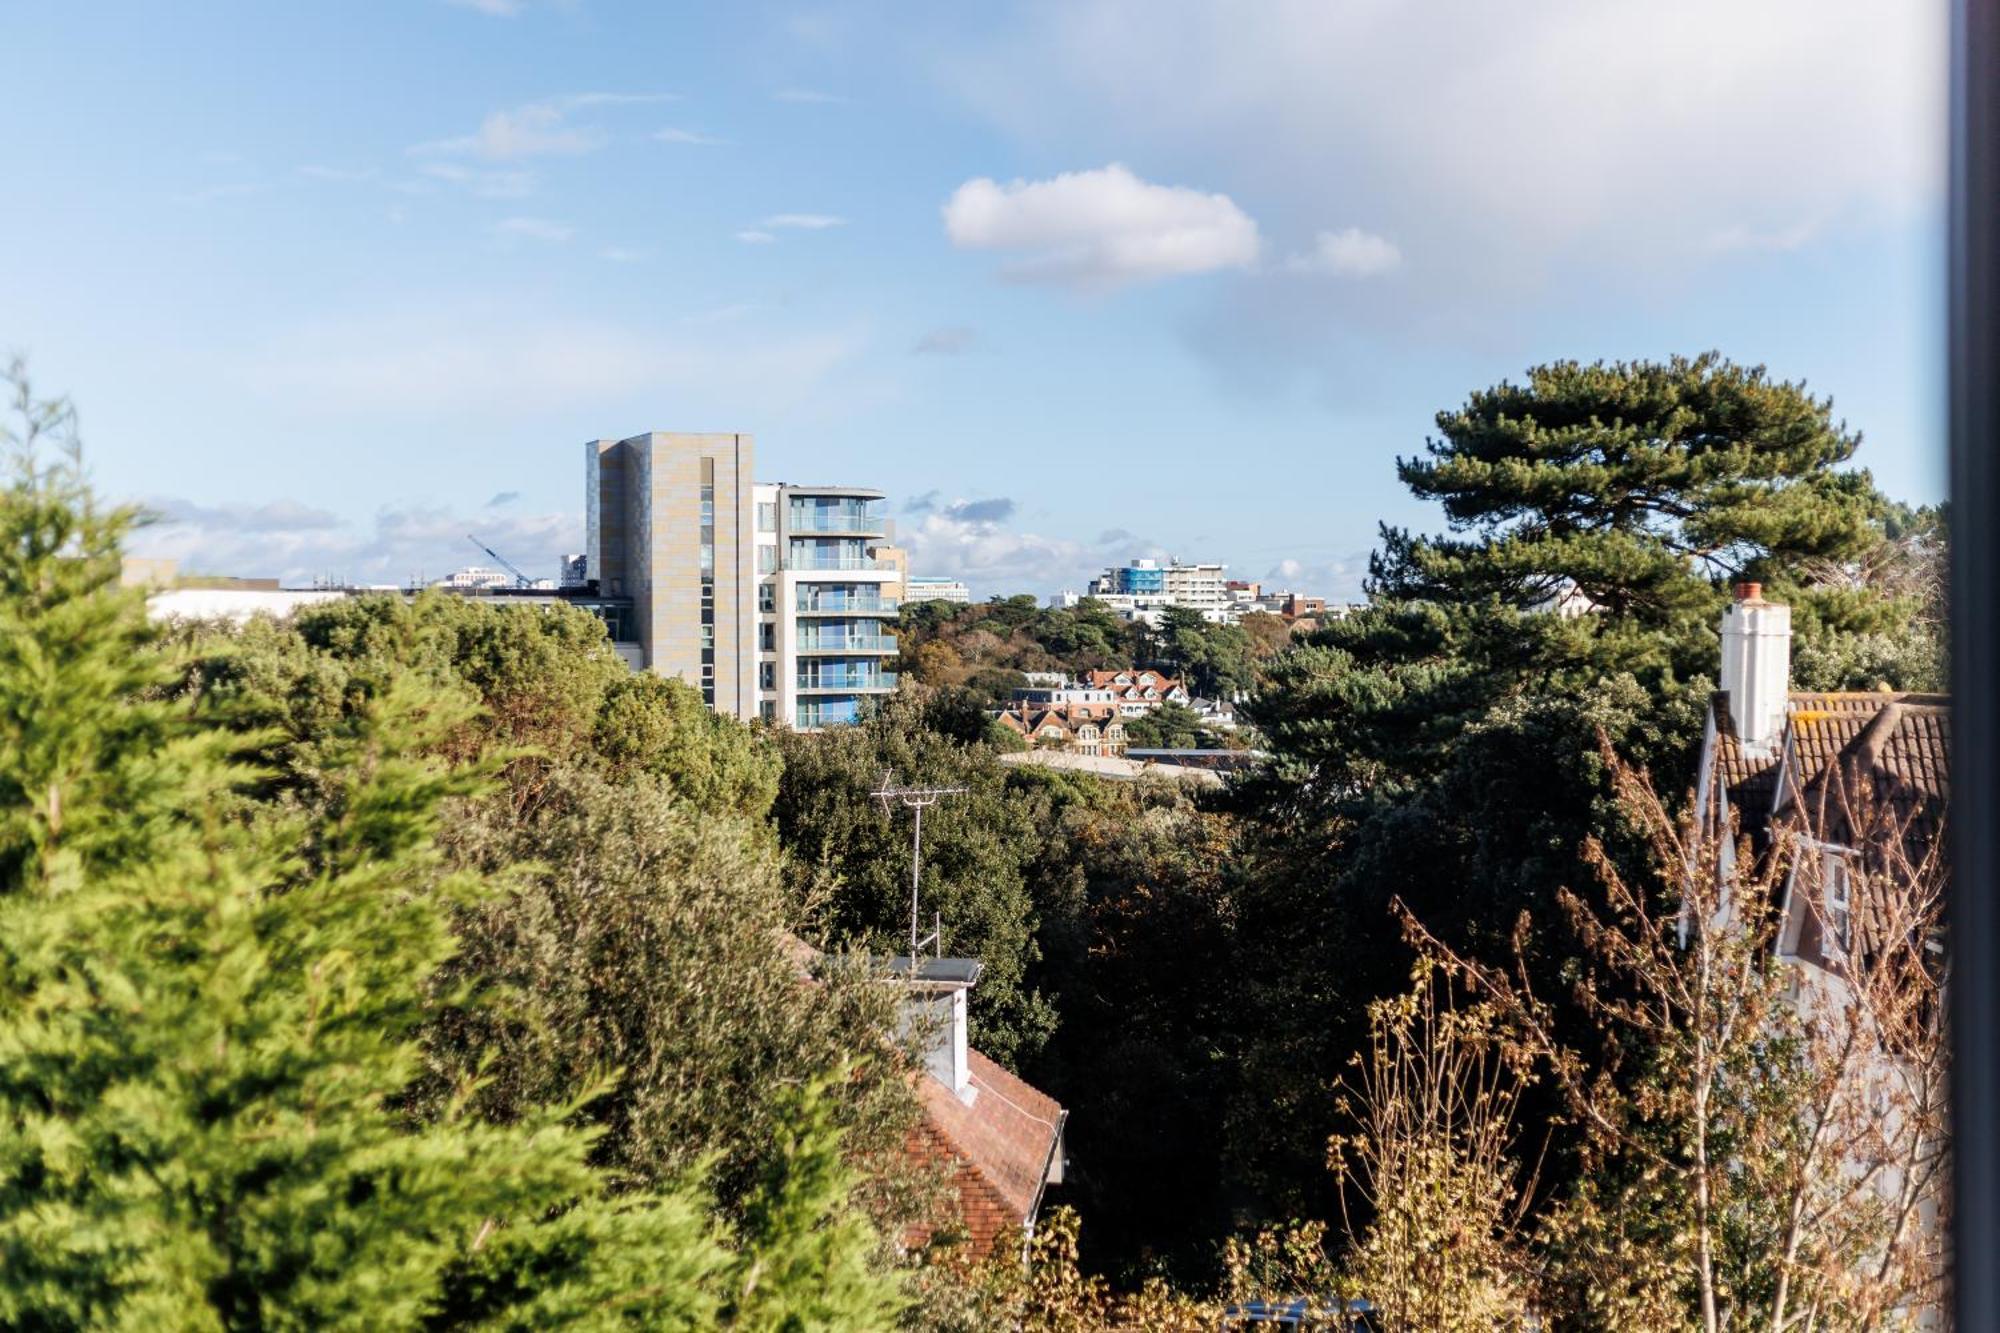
xmin=758 ymin=583 xmax=775 ymax=613
xmin=1824 ymin=852 xmax=1853 ymax=953
xmin=757 ymin=543 xmax=777 ymax=574
xmin=759 ymin=623 xmax=774 ymax=652
xmin=757 ymin=501 xmax=777 ymax=532
xmin=759 ymin=661 xmax=775 ymax=690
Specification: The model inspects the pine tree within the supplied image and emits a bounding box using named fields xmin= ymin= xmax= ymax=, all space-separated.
xmin=1372 ymin=353 xmax=1890 ymax=682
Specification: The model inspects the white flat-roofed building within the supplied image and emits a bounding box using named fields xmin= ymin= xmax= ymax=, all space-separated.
xmin=903 ymin=576 xmax=971 ymax=605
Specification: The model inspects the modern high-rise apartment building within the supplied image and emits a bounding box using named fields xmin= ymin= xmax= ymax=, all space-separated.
xmin=585 ymin=432 xmax=897 ymax=728
xmin=753 ymin=482 xmax=900 ymax=728
xmin=586 ymin=432 xmax=757 ymax=717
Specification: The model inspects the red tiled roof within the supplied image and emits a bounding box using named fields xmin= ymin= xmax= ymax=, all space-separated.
xmin=998 ymin=703 xmax=1127 ymax=737
xmin=909 ymin=1050 xmax=1066 ymax=1258
xmin=1081 ymin=669 xmax=1185 ymax=699
xmin=778 ymin=935 xmax=1068 ymax=1259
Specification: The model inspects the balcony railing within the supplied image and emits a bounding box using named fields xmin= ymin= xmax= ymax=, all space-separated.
xmin=795 ymin=701 xmax=862 ymax=729
xmin=788 ymin=507 xmax=885 ymax=534
xmin=796 ymin=634 xmax=898 ymax=653
xmin=785 ymin=552 xmax=880 ymax=572
xmin=796 ymin=591 xmax=898 ymax=614
xmin=796 ymin=668 xmax=898 ymax=692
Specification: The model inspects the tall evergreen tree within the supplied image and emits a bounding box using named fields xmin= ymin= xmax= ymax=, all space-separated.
xmin=1372 ymin=353 xmax=1890 ymax=683
xmin=1226 ymin=355 xmax=1934 ymax=1237
xmin=0 ymin=365 xmax=905 ymax=1328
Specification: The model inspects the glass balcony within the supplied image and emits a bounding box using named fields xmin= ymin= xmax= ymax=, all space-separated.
xmin=796 ymin=666 xmax=898 ymax=692
xmin=795 ymin=698 xmax=864 ymax=729
xmin=787 ymin=502 xmax=885 ymax=534
xmin=795 ymin=631 xmax=898 ymax=654
xmin=786 ymin=554 xmax=880 ymax=572
xmin=795 ymin=589 xmax=899 ymax=614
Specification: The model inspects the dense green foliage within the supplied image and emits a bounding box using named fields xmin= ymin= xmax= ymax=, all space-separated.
xmin=0 ymin=366 xmax=907 ymax=1328
xmin=1120 ymin=699 xmax=1234 ymax=750
xmin=169 ymin=593 xmax=917 ymax=1214
xmin=895 ymin=595 xmax=1280 ymax=705
xmin=768 ymin=685 xmax=1246 ymax=1278
xmin=1225 ymin=354 xmax=1945 ymax=1230
xmin=771 ymin=690 xmax=1059 ymax=1067
xmin=0 ymin=351 xmax=1951 ymax=1327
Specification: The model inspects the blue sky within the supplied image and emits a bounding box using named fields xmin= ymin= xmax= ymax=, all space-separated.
xmin=2 ymin=0 xmax=1948 ymax=597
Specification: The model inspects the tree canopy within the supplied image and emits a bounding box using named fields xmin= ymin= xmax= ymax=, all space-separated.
xmin=0 ymin=364 xmax=909 ymax=1327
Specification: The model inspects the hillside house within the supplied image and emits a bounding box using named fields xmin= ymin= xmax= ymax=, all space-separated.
xmin=996 ymin=703 xmax=1129 ymax=756
xmin=888 ymin=958 xmax=1069 ymax=1260
xmin=1080 ymin=669 xmax=1190 ymax=716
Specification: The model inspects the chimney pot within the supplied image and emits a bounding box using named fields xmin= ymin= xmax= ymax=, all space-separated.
xmin=1734 ymin=580 xmax=1763 ymax=603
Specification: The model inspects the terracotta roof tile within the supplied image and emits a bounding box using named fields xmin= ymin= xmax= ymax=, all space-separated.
xmin=912 ymin=1050 xmax=1066 ymax=1256
xmin=1709 ymin=691 xmax=1942 ymax=841
xmin=1787 ymin=700 xmax=1950 ymax=861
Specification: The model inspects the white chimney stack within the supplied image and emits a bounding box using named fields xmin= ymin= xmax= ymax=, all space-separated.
xmin=1719 ymin=581 xmax=1791 ymax=758
xmin=893 ymin=958 xmax=981 ymax=1105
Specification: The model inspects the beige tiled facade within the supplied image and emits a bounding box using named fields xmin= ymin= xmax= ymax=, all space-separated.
xmin=586 ymin=432 xmax=757 ymax=719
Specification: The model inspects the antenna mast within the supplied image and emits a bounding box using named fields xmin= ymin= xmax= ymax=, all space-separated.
xmin=870 ymin=771 xmax=967 ymax=959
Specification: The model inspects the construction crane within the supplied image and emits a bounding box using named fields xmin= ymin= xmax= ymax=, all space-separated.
xmin=466 ymin=534 xmax=534 ymax=589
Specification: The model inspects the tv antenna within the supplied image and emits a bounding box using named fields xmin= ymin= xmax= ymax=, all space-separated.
xmin=870 ymin=771 xmax=967 ymax=960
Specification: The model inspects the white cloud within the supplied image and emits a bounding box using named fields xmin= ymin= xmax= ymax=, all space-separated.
xmin=412 ymin=102 xmax=603 ymax=161
xmin=148 ymin=497 xmax=344 ymax=533
xmin=493 ymin=217 xmax=573 ymax=242
xmin=941 ymin=163 xmax=1260 ymax=290
xmin=598 ymin=246 xmax=649 ymax=263
xmin=1286 ymin=227 xmax=1401 ymax=278
xmin=736 ymin=229 xmax=777 ymax=245
xmin=413 ymin=93 xmax=680 ymax=162
xmin=444 ymin=0 xmax=525 ymax=14
xmin=762 ymin=213 xmax=846 ymax=229
xmin=895 ymin=500 xmax=1167 ymax=597
xmin=943 ymin=3 xmax=1942 ymax=267
xmin=418 ymin=163 xmax=535 ymax=198
xmin=1261 ymin=554 xmax=1370 ymax=603
xmin=653 ymin=127 xmax=726 ymax=146
xmin=565 ymin=91 xmax=680 ymax=108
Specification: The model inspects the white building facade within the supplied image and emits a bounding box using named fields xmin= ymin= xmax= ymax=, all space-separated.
xmin=754 ymin=483 xmax=901 ymax=730
xmin=903 ymin=576 xmax=972 ymax=605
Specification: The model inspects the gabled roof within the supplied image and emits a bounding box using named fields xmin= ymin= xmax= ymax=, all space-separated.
xmin=998 ymin=702 xmax=1127 ymax=737
xmin=912 ymin=1049 xmax=1066 ymax=1255
xmin=1783 ymin=700 xmax=1951 ymax=858
xmin=1705 ymin=690 xmax=1940 ymax=842
xmin=1081 ymin=669 xmax=1185 ymax=699
xmin=782 ymin=935 xmax=1067 ymax=1258
xmin=1768 ymin=700 xmax=1950 ymax=971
